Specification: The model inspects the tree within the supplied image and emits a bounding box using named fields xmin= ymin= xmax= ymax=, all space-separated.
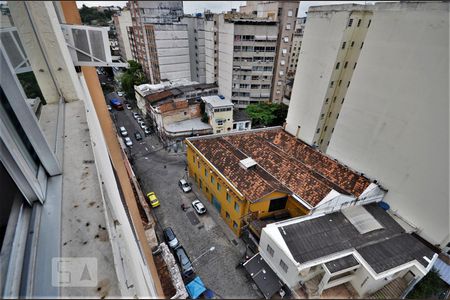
xmin=17 ymin=72 xmax=45 ymax=103
xmin=245 ymin=102 xmax=288 ymax=127
xmin=119 ymin=60 xmax=147 ymax=98
xmin=79 ymin=5 xmax=114 ymax=26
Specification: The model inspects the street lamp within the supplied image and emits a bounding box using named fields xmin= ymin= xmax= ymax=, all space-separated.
xmin=191 ymin=246 xmax=215 ymax=264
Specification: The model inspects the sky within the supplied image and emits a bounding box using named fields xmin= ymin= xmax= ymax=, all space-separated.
xmin=76 ymin=1 xmax=375 ymax=17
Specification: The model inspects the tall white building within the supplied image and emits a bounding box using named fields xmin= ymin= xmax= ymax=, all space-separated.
xmin=113 ymin=9 xmax=133 ymax=61
xmin=204 ymin=12 xmax=219 ymax=84
xmin=285 ymin=2 xmax=449 ymax=248
xmin=287 ymin=17 xmax=306 ymax=79
xmin=217 ymin=13 xmax=278 ymax=109
xmin=181 ymin=15 xmax=207 ymax=83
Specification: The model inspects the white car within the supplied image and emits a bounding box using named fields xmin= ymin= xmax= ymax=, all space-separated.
xmin=124 ymin=137 xmax=133 ymax=147
xmin=119 ymin=126 xmax=128 ymax=137
xmin=144 ymin=127 xmax=151 ymax=135
xmin=139 ymin=121 xmax=146 ymax=129
xmin=178 ymin=179 xmax=192 ymax=193
xmin=126 ymin=104 xmax=132 ymax=110
xmin=192 ymin=199 xmax=206 ymax=215
xmin=117 ymin=91 xmax=124 ymax=97
xmin=136 ymin=117 xmax=143 ymax=123
xmin=132 ymin=112 xmax=139 ymax=119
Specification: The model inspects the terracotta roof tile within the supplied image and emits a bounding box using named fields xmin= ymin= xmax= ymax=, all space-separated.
xmin=189 ymin=128 xmax=372 ymax=206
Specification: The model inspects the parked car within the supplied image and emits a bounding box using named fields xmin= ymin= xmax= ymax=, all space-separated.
xmin=126 ymin=104 xmax=132 ymax=110
xmin=119 ymin=126 xmax=128 ymax=136
xmin=134 ymin=132 xmax=143 ymax=141
xmin=178 ymin=179 xmax=192 ymax=193
xmin=174 ymin=246 xmax=194 ymax=277
xmin=107 ymin=104 xmax=112 ymax=111
xmin=117 ymin=91 xmax=124 ymax=97
xmin=144 ymin=127 xmax=151 ymax=135
xmin=146 ymin=192 xmax=160 ymax=208
xmin=136 ymin=117 xmax=143 ymax=123
xmin=139 ymin=121 xmax=146 ymax=129
xmin=163 ymin=227 xmax=180 ymax=249
xmin=124 ymin=137 xmax=133 ymax=147
xmin=110 ymin=98 xmax=123 ymax=110
xmin=132 ymin=112 xmax=139 ymax=119
xmin=192 ymin=199 xmax=206 ymax=215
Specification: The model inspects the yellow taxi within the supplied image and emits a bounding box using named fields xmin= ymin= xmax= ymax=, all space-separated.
xmin=146 ymin=192 xmax=160 ymax=208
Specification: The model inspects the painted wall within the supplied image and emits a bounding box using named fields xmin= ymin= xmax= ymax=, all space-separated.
xmin=326 ymin=2 xmax=449 ymax=247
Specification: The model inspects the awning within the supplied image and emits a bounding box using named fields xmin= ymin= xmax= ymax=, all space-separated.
xmin=243 ymin=253 xmax=284 ymax=299
xmin=185 ymin=276 xmax=207 ymax=299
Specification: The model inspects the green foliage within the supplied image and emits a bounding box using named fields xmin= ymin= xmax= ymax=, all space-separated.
xmin=79 ymin=4 xmax=115 ymax=26
xmin=245 ymin=102 xmax=289 ymax=127
xmin=119 ymin=60 xmax=147 ymax=98
xmin=407 ymin=270 xmax=449 ymax=299
xmin=17 ymin=72 xmax=45 ymax=103
xmin=200 ymin=101 xmax=205 ymax=114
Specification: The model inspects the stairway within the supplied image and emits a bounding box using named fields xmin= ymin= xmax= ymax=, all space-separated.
xmin=368 ymin=277 xmax=408 ymax=299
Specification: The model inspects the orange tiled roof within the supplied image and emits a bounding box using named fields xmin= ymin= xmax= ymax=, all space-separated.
xmin=189 ymin=128 xmax=371 ymax=206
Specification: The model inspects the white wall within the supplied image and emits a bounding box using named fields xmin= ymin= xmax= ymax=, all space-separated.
xmin=115 ymin=10 xmax=133 ymax=61
xmin=327 ymin=2 xmax=449 ymax=247
xmin=285 ymin=10 xmax=350 ymax=143
xmin=154 ymin=24 xmax=191 ymax=82
xmin=217 ymin=15 xmax=234 ymax=100
xmin=204 ymin=19 xmax=216 ymax=84
xmin=259 ymin=225 xmax=301 ymax=288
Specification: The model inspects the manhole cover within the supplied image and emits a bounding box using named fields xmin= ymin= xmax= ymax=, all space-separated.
xmin=186 ymin=211 xmax=200 ymax=225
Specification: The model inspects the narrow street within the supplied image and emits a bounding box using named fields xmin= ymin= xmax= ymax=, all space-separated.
xmin=110 ymin=106 xmax=261 ymax=298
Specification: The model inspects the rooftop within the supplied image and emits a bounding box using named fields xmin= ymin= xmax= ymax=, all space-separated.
xmin=276 ymin=203 xmax=436 ymax=274
xmin=187 ymin=127 xmax=372 ymax=206
xmin=232 ymin=109 xmax=251 ymax=122
xmin=202 ymin=95 xmax=233 ymax=108
xmin=164 ymin=117 xmax=212 ymax=135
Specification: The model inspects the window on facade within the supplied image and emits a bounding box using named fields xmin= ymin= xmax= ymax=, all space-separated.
xmin=286 ymin=23 xmax=291 ymax=30
xmin=280 ymin=60 xmax=285 ymax=66
xmin=320 ymin=138 xmax=324 ymax=144
xmin=198 ymin=161 xmax=200 ymax=169
xmin=211 ymin=176 xmax=215 ymax=184
xmin=333 ymin=96 xmax=337 ymax=103
xmin=234 ymin=201 xmax=240 ymax=213
xmin=324 ymin=126 xmax=328 ymax=132
xmin=336 ymin=113 xmax=340 ymax=119
xmin=368 ymin=19 xmax=371 ymax=28
xmin=344 ymin=61 xmax=348 ymax=69
xmin=338 ymin=80 xmax=342 ymax=87
xmin=342 ymin=41 xmax=346 ymax=49
xmin=316 ymin=128 xmax=320 ymax=134
xmin=233 ymin=221 xmax=238 ymax=229
xmin=360 ymin=42 xmax=364 ymax=49
xmin=348 ymin=18 xmax=353 ymax=27
xmin=226 ymin=193 xmax=231 ymax=202
xmin=267 ymin=244 xmax=275 ymax=257
xmin=325 ymin=98 xmax=329 ymax=104
xmin=354 ymin=62 xmax=357 ymax=69
xmin=347 ymin=81 xmax=351 ymax=88
xmin=280 ymin=260 xmax=288 ymax=273
xmin=283 ymin=37 xmax=289 ymax=43
xmin=226 ymin=212 xmax=230 ymax=219
xmin=335 ymin=62 xmax=340 ymax=69
xmin=204 ymin=169 xmax=207 ymax=177
xmin=217 ymin=182 xmax=221 ymax=191
xmin=351 ymin=41 xmax=355 ymax=47
xmin=330 ymin=81 xmax=334 ymax=88
xmin=357 ymin=19 xmax=362 ymax=27
xmin=321 ymin=113 xmax=325 ymax=119
xmin=288 ymin=10 xmax=293 ymax=17
xmin=342 ymin=98 xmax=345 ymax=104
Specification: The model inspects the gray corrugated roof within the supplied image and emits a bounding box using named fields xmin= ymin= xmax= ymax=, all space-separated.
xmin=279 ymin=203 xmax=436 ymax=274
xmin=233 ymin=109 xmax=251 ymax=122
xmin=325 ymin=255 xmax=359 ymax=273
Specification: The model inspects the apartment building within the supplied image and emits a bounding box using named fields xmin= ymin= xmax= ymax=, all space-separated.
xmin=129 ymin=1 xmax=190 ymax=83
xmin=1 ymin=1 xmax=163 ymax=297
xmin=204 ymin=11 xmax=219 ymax=84
xmin=181 ymin=15 xmax=207 ymax=84
xmin=287 ymin=17 xmax=306 ymax=79
xmin=113 ymin=9 xmax=133 ymax=61
xmin=202 ymin=95 xmax=234 ymax=134
xmin=217 ymin=14 xmax=278 ymax=109
xmin=240 ymin=1 xmax=301 ymax=103
xmin=285 ymin=2 xmax=449 ymax=249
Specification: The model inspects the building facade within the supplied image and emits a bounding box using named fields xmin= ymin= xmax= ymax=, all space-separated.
xmin=204 ymin=11 xmax=219 ymax=84
xmin=217 ymin=14 xmax=278 ymax=109
xmin=239 ymin=1 xmax=301 ymax=103
xmin=129 ymin=1 xmax=190 ymax=83
xmin=285 ymin=2 xmax=449 ymax=249
xmin=113 ymin=9 xmax=133 ymax=61
xmin=181 ymin=15 xmax=207 ymax=84
xmin=202 ymin=95 xmax=234 ymax=134
xmin=286 ymin=17 xmax=306 ymax=79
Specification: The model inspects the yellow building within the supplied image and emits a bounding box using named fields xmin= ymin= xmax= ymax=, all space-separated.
xmin=202 ymin=95 xmax=234 ymax=134
xmin=185 ymin=127 xmax=381 ymax=237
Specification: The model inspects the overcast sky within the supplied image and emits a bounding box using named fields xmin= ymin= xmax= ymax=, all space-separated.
xmin=76 ymin=1 xmax=375 ymax=17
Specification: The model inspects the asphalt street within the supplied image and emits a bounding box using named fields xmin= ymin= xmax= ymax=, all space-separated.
xmin=110 ymin=106 xmax=261 ymax=299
